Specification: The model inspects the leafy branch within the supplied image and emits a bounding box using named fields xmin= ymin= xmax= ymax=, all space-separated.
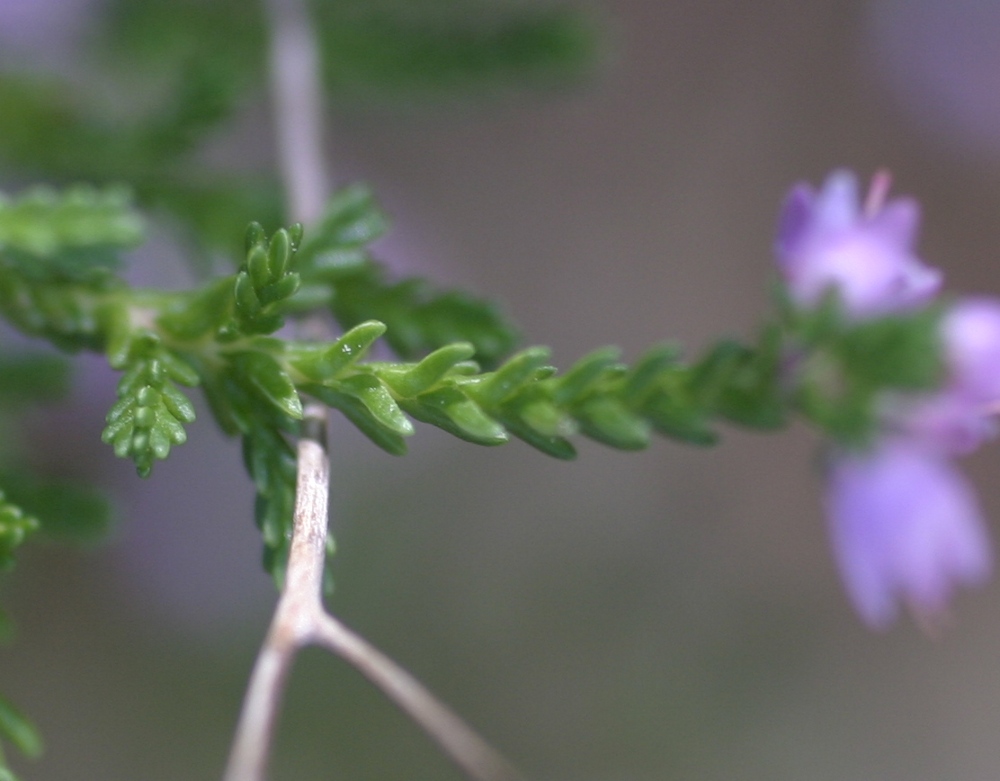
xmin=0 ymin=179 xmax=936 ymax=579
xmin=0 ymin=3 xmax=953 ymax=778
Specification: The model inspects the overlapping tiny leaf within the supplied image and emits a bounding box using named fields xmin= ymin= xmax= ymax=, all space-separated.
xmin=230 ymin=223 xmax=303 ymax=336
xmin=101 ymin=333 xmax=199 ymax=477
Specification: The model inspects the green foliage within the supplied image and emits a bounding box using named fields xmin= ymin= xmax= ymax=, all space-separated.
xmin=314 ymin=2 xmax=599 ymax=97
xmin=0 ymin=1 xmax=597 ymax=267
xmin=99 ymin=0 xmax=266 ymax=86
xmin=0 ymin=492 xmax=39 ymax=573
xmin=0 ymin=76 xmax=130 ymax=181
xmin=0 ymin=3 xmax=601 ymax=772
xmin=0 ymin=186 xmax=142 ymax=270
xmin=232 ymin=224 xmax=304 ymax=336
xmin=0 ymin=473 xmax=113 ymax=546
xmin=0 ymin=181 xmax=947 ymax=588
xmin=295 ymin=185 xmax=519 ymax=367
xmin=0 ymin=692 xmax=42 ymax=781
xmin=0 ymin=61 xmax=270 ymax=266
xmin=243 ymin=424 xmax=299 ymax=587
xmin=783 ymin=290 xmax=946 ymax=446
xmin=299 ymin=327 xmax=788 ymax=460
xmin=101 ymin=340 xmax=199 ymax=478
xmin=0 ymin=187 xmax=142 ymax=352
xmin=0 ymin=71 xmax=283 ymax=266
xmin=101 ymin=0 xmax=598 ymax=100
xmin=0 ymin=355 xmax=71 ymax=406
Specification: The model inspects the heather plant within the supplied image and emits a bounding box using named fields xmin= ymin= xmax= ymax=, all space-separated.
xmin=0 ymin=2 xmax=998 ymax=780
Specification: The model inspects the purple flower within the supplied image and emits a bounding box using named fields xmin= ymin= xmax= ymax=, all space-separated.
xmin=776 ymin=170 xmax=942 ymax=319
xmin=826 ymin=439 xmax=992 ymax=629
xmin=777 ymin=171 xmax=1000 ymax=628
xmin=890 ymin=298 xmax=1000 ymax=454
xmin=824 ymin=297 xmax=1000 ymax=628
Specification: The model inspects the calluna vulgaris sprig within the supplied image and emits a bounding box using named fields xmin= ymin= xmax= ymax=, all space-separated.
xmin=0 ymin=177 xmax=976 ymax=575
xmin=3 ymin=170 xmax=1000 ymax=775
xmin=0 ymin=176 xmax=986 ymax=597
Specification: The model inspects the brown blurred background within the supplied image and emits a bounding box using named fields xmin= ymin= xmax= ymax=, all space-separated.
xmin=5 ymin=1 xmax=1000 ymax=779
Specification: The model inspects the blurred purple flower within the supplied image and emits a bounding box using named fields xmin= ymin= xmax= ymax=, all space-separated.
xmin=776 ymin=170 xmax=942 ymax=319
xmin=778 ymin=171 xmax=1000 ymax=628
xmin=890 ymin=298 xmax=1000 ymax=455
xmin=866 ymin=0 xmax=1000 ymax=162
xmin=826 ymin=439 xmax=991 ymax=629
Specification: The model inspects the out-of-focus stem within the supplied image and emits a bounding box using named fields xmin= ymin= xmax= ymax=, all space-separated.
xmin=313 ymin=613 xmax=523 ymax=781
xmin=263 ymin=0 xmax=330 ymax=224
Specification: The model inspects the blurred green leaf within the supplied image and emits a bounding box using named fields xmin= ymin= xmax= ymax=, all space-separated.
xmin=100 ymin=0 xmax=598 ymax=102
xmin=0 ymin=186 xmax=142 ymax=272
xmin=0 ymin=493 xmax=38 ymax=572
xmin=836 ymin=306 xmax=944 ymax=392
xmin=0 ymin=354 xmax=70 ymax=406
xmin=575 ymin=396 xmax=650 ymax=450
xmin=0 ymin=693 xmax=41 ymax=759
xmin=316 ymin=1 xmax=599 ymax=98
xmin=0 ymin=472 xmax=113 ymax=546
xmin=0 ymin=75 xmax=129 ymax=180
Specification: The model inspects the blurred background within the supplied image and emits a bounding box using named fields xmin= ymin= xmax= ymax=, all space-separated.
xmin=4 ymin=0 xmax=1000 ymax=779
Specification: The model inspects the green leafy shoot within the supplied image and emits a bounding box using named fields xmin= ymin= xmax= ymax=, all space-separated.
xmin=0 ymin=180 xmax=953 ymax=584
xmin=230 ymin=223 xmax=303 ymax=337
xmin=101 ymin=338 xmax=199 ymax=478
xmin=0 ymin=187 xmax=143 ymax=353
xmin=294 ymin=185 xmax=519 ymax=367
xmin=295 ymin=322 xmax=788 ymax=460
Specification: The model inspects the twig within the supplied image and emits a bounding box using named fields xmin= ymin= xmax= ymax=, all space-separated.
xmin=222 ymin=405 xmax=329 ymax=781
xmin=223 ymin=2 xmax=525 ymax=779
xmin=312 ymin=614 xmax=523 ymax=781
xmin=264 ymin=0 xmax=330 ymax=224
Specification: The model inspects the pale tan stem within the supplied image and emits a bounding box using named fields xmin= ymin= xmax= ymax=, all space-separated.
xmin=311 ymin=613 xmax=524 ymax=781
xmin=264 ymin=0 xmax=330 ymax=222
xmin=222 ymin=406 xmax=329 ymax=781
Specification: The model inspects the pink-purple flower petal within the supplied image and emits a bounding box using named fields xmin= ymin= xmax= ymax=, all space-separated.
xmin=775 ymin=170 xmax=942 ymax=318
xmin=826 ymin=441 xmax=992 ymax=628
xmin=777 ymin=170 xmax=999 ymax=628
